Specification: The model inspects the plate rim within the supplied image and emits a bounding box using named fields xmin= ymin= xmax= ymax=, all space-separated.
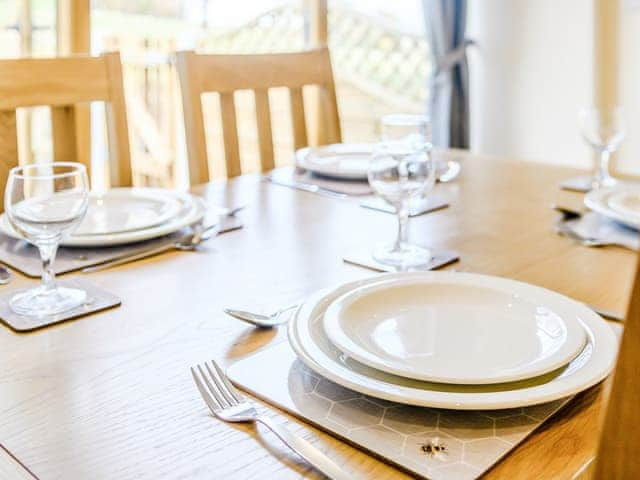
xmin=322 ymin=275 xmax=588 ymax=385
xmin=72 ymin=187 xmax=184 ymax=236
xmin=289 ymin=271 xmax=618 ymax=410
xmin=0 ymin=190 xmax=206 ymax=247
xmin=295 ymin=143 xmax=373 ymax=180
xmin=585 ymin=186 xmax=640 ymax=229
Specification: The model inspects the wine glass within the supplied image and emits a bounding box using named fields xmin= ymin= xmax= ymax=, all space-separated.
xmin=5 ymin=162 xmax=89 ymax=316
xmin=368 ymin=114 xmax=437 ymax=268
xmin=579 ymin=106 xmax=625 ymax=189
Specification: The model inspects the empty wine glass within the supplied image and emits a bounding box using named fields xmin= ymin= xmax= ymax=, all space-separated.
xmin=368 ymin=114 xmax=436 ymax=268
xmin=579 ymin=106 xmax=625 ymax=189
xmin=5 ymin=162 xmax=89 ymax=316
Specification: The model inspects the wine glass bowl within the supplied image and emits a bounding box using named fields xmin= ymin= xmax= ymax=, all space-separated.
xmin=368 ymin=114 xmax=436 ymax=268
xmin=5 ymin=162 xmax=89 ymax=316
xmin=578 ymin=106 xmax=625 ymax=189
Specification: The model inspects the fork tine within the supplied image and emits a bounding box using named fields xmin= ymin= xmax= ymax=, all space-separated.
xmin=191 ymin=366 xmax=222 ymax=414
xmin=211 ymin=360 xmax=244 ymax=403
xmin=197 ymin=364 xmax=231 ymax=408
xmin=205 ymin=362 xmax=237 ymax=406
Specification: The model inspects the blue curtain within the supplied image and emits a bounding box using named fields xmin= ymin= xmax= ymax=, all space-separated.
xmin=422 ymin=0 xmax=472 ymax=149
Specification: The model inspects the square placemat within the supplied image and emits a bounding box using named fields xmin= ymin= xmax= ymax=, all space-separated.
xmin=0 ymin=280 xmax=121 ymax=332
xmin=267 ymin=167 xmax=373 ymax=196
xmin=0 ymin=216 xmax=243 ymax=278
xmin=344 ymin=248 xmax=459 ymax=272
xmin=228 ymin=342 xmax=570 ymax=480
xmin=360 ymin=196 xmax=449 ymax=217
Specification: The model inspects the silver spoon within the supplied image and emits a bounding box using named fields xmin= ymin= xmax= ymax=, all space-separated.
xmin=438 ymin=160 xmax=461 ymax=183
xmin=82 ymin=224 xmax=218 ymax=273
xmin=224 ymin=303 xmax=299 ymax=328
xmin=0 ymin=265 xmax=11 ymax=284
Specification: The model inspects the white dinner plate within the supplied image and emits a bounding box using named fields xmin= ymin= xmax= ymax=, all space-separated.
xmin=323 ymin=275 xmax=588 ymax=384
xmin=296 ymin=143 xmax=453 ymax=181
xmin=289 ymin=272 xmax=617 ymax=410
xmin=585 ymin=186 xmax=640 ymax=230
xmin=295 ymin=143 xmax=373 ymax=180
xmin=0 ymin=190 xmax=206 ymax=247
xmin=607 ymin=188 xmax=640 ymax=220
xmin=73 ymin=188 xmax=183 ymax=236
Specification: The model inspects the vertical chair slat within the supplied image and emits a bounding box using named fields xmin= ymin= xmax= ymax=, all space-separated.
xmin=0 ymin=110 xmax=18 ymax=212
xmin=289 ymin=86 xmax=308 ymax=150
xmin=220 ymin=92 xmax=241 ymax=178
xmin=104 ymin=51 xmax=132 ymax=187
xmin=254 ymin=88 xmax=274 ymax=172
xmin=176 ymin=51 xmax=210 ymax=185
xmin=51 ymin=105 xmax=79 ymax=164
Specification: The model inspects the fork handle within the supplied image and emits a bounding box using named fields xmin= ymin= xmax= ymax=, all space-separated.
xmin=256 ymin=415 xmax=351 ymax=480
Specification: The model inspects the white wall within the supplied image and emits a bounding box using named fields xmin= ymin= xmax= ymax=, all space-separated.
xmin=467 ymin=0 xmax=594 ymax=168
xmin=619 ymin=6 xmax=640 ymax=174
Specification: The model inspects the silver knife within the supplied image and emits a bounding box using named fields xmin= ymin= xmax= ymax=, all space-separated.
xmin=267 ymin=178 xmax=349 ymax=199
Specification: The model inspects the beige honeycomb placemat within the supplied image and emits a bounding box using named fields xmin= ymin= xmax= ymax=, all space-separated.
xmin=228 ymin=341 xmax=570 ymax=480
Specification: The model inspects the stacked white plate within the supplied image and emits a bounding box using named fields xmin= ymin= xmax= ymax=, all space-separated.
xmin=0 ymin=187 xmax=207 ymax=247
xmin=585 ymin=185 xmax=640 ymax=230
xmin=288 ymin=271 xmax=618 ymax=410
xmin=296 ymin=143 xmax=374 ymax=180
xmin=296 ymin=143 xmax=455 ymax=181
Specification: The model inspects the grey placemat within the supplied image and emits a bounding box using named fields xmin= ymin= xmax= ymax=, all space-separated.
xmin=361 ymin=195 xmax=449 ymax=217
xmin=0 ymin=216 xmax=243 ymax=278
xmin=228 ymin=342 xmax=570 ymax=480
xmin=0 ymin=280 xmax=121 ymax=332
xmin=344 ymin=248 xmax=459 ymax=272
xmin=560 ymin=212 xmax=640 ymax=251
xmin=268 ymin=166 xmax=373 ymax=196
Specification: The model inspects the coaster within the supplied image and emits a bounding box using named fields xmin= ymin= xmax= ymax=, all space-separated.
xmin=344 ymin=248 xmax=459 ymax=272
xmin=0 ymin=280 xmax=121 ymax=332
xmin=0 ymin=216 xmax=243 ymax=278
xmin=559 ymin=175 xmax=593 ymax=192
xmin=360 ymin=196 xmax=449 ymax=217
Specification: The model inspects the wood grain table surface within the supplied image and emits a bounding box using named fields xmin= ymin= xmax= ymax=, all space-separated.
xmin=0 ymin=150 xmax=633 ymax=479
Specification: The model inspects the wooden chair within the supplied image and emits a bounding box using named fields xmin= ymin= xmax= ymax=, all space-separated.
xmin=176 ymin=47 xmax=341 ymax=185
xmin=591 ymin=256 xmax=640 ymax=477
xmin=0 ymin=51 xmax=132 ymax=210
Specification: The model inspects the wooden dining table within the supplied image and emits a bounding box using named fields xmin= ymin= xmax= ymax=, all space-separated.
xmin=0 ymin=150 xmax=633 ymax=479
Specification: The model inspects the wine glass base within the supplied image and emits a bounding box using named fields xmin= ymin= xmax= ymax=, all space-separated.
xmin=592 ymin=176 xmax=617 ymax=190
xmin=10 ymin=285 xmax=87 ymax=317
xmin=372 ymin=243 xmax=432 ymax=268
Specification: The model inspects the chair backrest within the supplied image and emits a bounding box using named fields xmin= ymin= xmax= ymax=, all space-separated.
xmin=176 ymin=47 xmax=341 ymax=184
xmin=592 ymin=256 xmax=640 ymax=477
xmin=0 ymin=51 xmax=132 ymax=210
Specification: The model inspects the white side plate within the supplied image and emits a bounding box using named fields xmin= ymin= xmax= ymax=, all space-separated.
xmin=73 ymin=188 xmax=183 ymax=236
xmin=323 ymin=275 xmax=587 ymax=384
xmin=289 ymin=272 xmax=618 ymax=410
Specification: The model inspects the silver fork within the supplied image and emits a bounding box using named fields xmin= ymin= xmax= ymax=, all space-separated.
xmin=191 ymin=360 xmax=351 ymax=480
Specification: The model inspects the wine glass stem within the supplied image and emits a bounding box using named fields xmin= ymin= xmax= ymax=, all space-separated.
xmin=394 ymin=200 xmax=409 ymax=252
xmin=596 ymin=149 xmax=611 ymax=183
xmin=38 ymin=242 xmax=58 ymax=291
